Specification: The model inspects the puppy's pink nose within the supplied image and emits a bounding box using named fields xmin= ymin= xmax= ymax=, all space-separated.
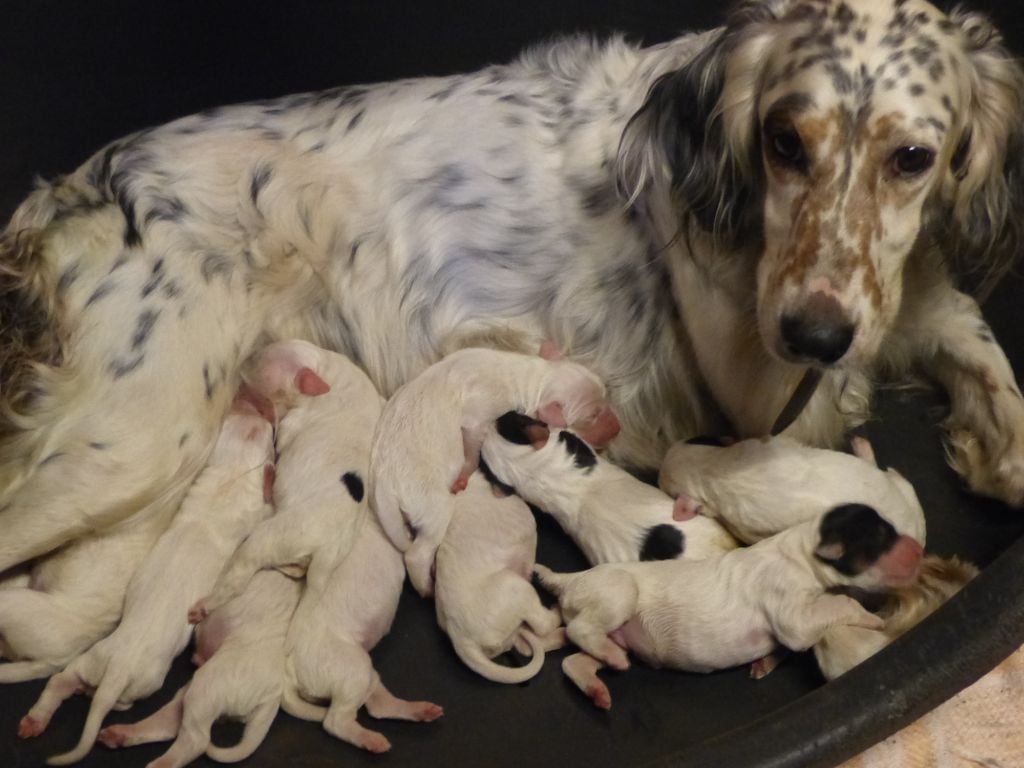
xmin=879 ymin=536 xmax=924 ymax=587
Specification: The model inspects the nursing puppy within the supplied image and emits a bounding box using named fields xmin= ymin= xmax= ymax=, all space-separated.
xmin=188 ymin=340 xmax=381 ymax=622
xmin=535 ymin=504 xmax=924 ymax=709
xmin=369 ymin=345 xmax=620 ymax=596
xmin=480 ymin=412 xmax=737 ymax=565
xmin=659 ymin=435 xmax=926 ymax=545
xmin=0 ymin=501 xmax=173 ymax=683
xmin=815 ymin=555 xmax=979 ymax=680
xmin=434 ymin=472 xmax=563 ymax=684
xmin=281 ymin=510 xmax=444 ymax=753
xmin=18 ymin=403 xmax=275 ymax=765
xmin=96 ymin=570 xmax=301 ymax=768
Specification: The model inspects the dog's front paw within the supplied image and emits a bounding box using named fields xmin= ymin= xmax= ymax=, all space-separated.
xmin=946 ymin=424 xmax=1024 ymax=508
xmin=187 ymin=601 xmax=209 ymax=625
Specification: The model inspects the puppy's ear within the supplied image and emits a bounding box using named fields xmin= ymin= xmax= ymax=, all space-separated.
xmin=941 ymin=8 xmax=1024 ymax=298
xmin=495 ymin=411 xmax=551 ymax=448
xmin=616 ymin=2 xmax=780 ymax=248
xmin=814 ymin=542 xmax=845 ymax=562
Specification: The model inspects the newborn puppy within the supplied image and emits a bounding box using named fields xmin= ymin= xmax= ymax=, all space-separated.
xmin=0 ymin=501 xmax=173 ymax=683
xmin=815 ymin=555 xmax=979 ymax=680
xmin=480 ymin=413 xmax=736 ymax=565
xmin=18 ymin=403 xmax=275 ymax=765
xmin=369 ymin=345 xmax=620 ymax=596
xmin=96 ymin=570 xmax=301 ymax=768
xmin=282 ymin=511 xmax=444 ymax=753
xmin=659 ymin=435 xmax=926 ymax=545
xmin=188 ymin=341 xmax=381 ymax=621
xmin=534 ymin=504 xmax=924 ymax=709
xmin=434 ymin=472 xmax=563 ymax=683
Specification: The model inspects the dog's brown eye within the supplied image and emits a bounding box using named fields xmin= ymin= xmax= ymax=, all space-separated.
xmin=765 ymin=125 xmax=806 ymax=169
xmin=891 ymin=146 xmax=935 ymax=178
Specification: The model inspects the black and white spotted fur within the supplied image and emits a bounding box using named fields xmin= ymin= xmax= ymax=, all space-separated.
xmin=0 ymin=0 xmax=1022 ymax=576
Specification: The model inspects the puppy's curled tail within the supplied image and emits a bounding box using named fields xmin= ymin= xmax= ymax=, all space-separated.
xmin=46 ymin=667 xmax=128 ymax=765
xmin=533 ymin=564 xmax=574 ymax=597
xmin=451 ymin=632 xmax=546 ymax=685
xmin=205 ymin=700 xmax=278 ymax=763
xmin=279 ymin=661 xmax=326 ymax=722
xmin=370 ymin=483 xmax=414 ymax=552
xmin=0 ymin=659 xmax=62 ymax=684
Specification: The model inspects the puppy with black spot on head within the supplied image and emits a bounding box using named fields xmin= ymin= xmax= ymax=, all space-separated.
xmin=368 ymin=344 xmax=620 ymax=597
xmin=534 ymin=504 xmax=923 ymax=710
xmin=479 ymin=412 xmax=736 ymax=566
xmin=658 ymin=435 xmax=926 ymax=545
xmin=19 ymin=399 xmax=276 ymax=765
xmin=190 ymin=340 xmax=442 ymax=754
xmin=434 ymin=471 xmax=564 ymax=684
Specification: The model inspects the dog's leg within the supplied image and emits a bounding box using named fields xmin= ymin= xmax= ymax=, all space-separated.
xmin=560 ymin=571 xmax=637 ymax=671
xmin=97 ymin=686 xmax=186 ymax=748
xmin=18 ymin=667 xmax=88 ymax=737
xmin=562 ymin=652 xmax=612 ymax=710
xmin=770 ymin=594 xmax=884 ymax=652
xmin=319 ymin=645 xmax=390 ymax=753
xmin=895 ymin=279 xmax=1024 ymax=506
xmin=364 ymin=679 xmax=443 ymax=722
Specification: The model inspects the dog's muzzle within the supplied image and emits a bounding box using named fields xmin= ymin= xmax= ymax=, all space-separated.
xmin=779 ymin=292 xmax=854 ymax=365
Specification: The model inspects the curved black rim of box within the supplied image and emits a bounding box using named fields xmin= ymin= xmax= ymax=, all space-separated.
xmin=645 ymin=532 xmax=1024 ymax=768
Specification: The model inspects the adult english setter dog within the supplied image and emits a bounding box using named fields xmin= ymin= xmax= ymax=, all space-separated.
xmin=0 ymin=0 xmax=1022 ymax=574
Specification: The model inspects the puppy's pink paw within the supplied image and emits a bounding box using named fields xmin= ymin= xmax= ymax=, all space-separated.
xmin=415 ymin=703 xmax=444 ymax=722
xmin=587 ymin=684 xmax=612 ymax=710
xmin=449 ymin=476 xmax=469 ymax=494
xmin=187 ymin=602 xmax=208 ymax=625
xmin=672 ymin=493 xmax=701 ymax=521
xmin=360 ymin=733 xmax=392 ymax=753
xmin=18 ymin=715 xmax=44 ymax=739
xmin=750 ymin=656 xmax=779 ymax=680
xmin=97 ymin=726 xmax=128 ymax=749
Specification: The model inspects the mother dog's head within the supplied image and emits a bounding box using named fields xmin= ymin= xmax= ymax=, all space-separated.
xmin=619 ymin=0 xmax=1024 ymax=368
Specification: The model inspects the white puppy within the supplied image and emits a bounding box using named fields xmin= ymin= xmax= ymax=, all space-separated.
xmin=535 ymin=504 xmax=924 ymax=709
xmin=369 ymin=345 xmax=620 ymax=596
xmin=480 ymin=412 xmax=737 ymax=565
xmin=434 ymin=472 xmax=563 ymax=683
xmin=188 ymin=340 xmax=381 ymax=621
xmin=281 ymin=511 xmax=444 ymax=753
xmin=658 ymin=435 xmax=926 ymax=545
xmin=95 ymin=570 xmax=301 ymax=768
xmin=815 ymin=555 xmax=979 ymax=680
xmin=0 ymin=501 xmax=173 ymax=683
xmin=18 ymin=403 xmax=275 ymax=765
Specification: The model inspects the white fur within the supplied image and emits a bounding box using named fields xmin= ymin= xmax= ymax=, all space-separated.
xmin=368 ymin=346 xmax=614 ymax=596
xmin=434 ymin=472 xmax=563 ymax=684
xmin=658 ymin=435 xmax=927 ymax=545
xmin=94 ymin=570 xmax=301 ymax=768
xmin=481 ymin=424 xmax=737 ymax=564
xmin=18 ymin=409 xmax=275 ymax=765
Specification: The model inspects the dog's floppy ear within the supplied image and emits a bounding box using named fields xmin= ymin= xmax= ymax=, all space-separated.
xmin=616 ymin=1 xmax=782 ymax=249
xmin=941 ymin=8 xmax=1024 ymax=298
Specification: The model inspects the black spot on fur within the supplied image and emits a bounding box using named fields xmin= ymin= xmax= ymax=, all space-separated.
xmin=639 ymin=524 xmax=684 ymax=561
xmin=141 ymin=258 xmax=165 ymax=298
xmin=909 ymin=83 xmax=925 ymax=97
xmin=162 ymin=279 xmax=183 ymax=300
xmin=346 ymin=109 xmax=365 ymax=133
xmin=200 ymin=252 xmax=232 ymax=283
xmin=57 ymin=264 xmax=80 ymax=294
xmin=131 ymin=309 xmax=160 ymax=351
xmin=557 ymin=431 xmax=596 ymax=472
xmin=815 ymin=504 xmax=900 ymax=576
xmin=250 ymin=163 xmax=273 ymax=205
xmin=110 ymin=355 xmax=144 ymax=379
xmin=85 ymin=280 xmax=116 ymax=307
xmin=144 ymin=196 xmax=188 ymax=224
xmin=495 ymin=411 xmax=547 ymax=445
xmin=340 ymin=471 xmax=365 ymax=503
xmin=478 ymin=457 xmax=516 ymax=497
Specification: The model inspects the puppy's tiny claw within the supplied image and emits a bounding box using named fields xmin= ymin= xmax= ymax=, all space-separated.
xmin=97 ymin=727 xmax=127 ymax=749
xmin=587 ymin=685 xmax=612 ymax=710
xmin=417 ymin=703 xmax=444 ymax=722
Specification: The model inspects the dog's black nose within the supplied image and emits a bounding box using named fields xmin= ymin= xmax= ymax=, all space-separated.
xmin=780 ymin=294 xmax=854 ymax=365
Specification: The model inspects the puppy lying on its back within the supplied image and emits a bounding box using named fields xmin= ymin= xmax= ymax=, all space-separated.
xmin=480 ymin=412 xmax=736 ymax=565
xmin=658 ymin=435 xmax=926 ymax=545
xmin=535 ymin=504 xmax=923 ymax=709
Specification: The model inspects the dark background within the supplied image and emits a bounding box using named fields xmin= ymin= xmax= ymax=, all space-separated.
xmin=2 ymin=2 xmax=1023 ymax=767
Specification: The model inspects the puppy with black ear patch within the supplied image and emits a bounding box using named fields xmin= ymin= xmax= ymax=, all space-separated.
xmin=659 ymin=435 xmax=926 ymax=545
xmin=480 ymin=412 xmax=736 ymax=565
xmin=434 ymin=472 xmax=563 ymax=684
xmin=534 ymin=504 xmax=923 ymax=710
xmin=369 ymin=345 xmax=620 ymax=597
